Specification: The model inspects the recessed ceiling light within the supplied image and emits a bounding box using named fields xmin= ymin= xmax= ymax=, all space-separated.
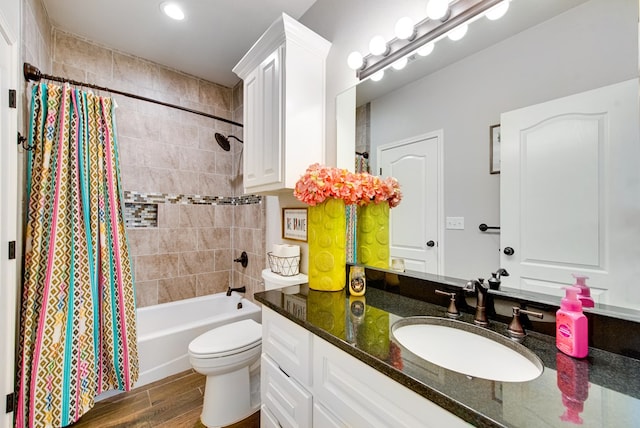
xmin=161 ymin=2 xmax=185 ymax=20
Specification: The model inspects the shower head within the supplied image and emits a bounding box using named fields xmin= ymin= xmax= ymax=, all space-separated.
xmin=215 ymin=133 xmax=244 ymax=151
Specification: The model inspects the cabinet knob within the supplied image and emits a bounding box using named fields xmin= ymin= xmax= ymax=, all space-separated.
xmin=503 ymin=247 xmax=515 ymax=256
xmin=426 ymin=240 xmax=435 ymax=247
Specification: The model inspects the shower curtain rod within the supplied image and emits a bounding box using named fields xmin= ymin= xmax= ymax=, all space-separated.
xmin=23 ymin=62 xmax=244 ymax=128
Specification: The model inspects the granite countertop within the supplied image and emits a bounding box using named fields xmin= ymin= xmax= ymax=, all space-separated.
xmin=255 ymin=285 xmax=640 ymax=428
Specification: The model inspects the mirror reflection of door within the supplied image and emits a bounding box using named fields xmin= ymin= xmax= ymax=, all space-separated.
xmin=500 ymin=78 xmax=640 ymax=308
xmin=378 ymin=132 xmax=443 ymax=274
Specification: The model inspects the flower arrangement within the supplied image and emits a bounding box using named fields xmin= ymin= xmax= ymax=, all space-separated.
xmin=293 ymin=163 xmax=402 ymax=207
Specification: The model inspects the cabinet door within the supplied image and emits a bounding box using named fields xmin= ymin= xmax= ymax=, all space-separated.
xmin=313 ymin=402 xmax=347 ymax=428
xmin=262 ymin=307 xmax=312 ymax=385
xmin=313 ymin=337 xmax=471 ymax=428
xmin=262 ymin=354 xmax=312 ymax=428
xmin=244 ymin=47 xmax=283 ymax=191
xmin=261 ymin=404 xmax=281 ymax=428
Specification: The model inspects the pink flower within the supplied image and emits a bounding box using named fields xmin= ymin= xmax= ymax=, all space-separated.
xmin=293 ymin=164 xmax=402 ymax=208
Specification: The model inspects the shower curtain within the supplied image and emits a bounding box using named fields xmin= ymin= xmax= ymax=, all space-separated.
xmin=16 ymin=83 xmax=138 ymax=428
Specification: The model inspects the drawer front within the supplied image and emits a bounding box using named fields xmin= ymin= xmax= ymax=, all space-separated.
xmin=262 ymin=307 xmax=312 ymax=385
xmin=260 ymin=404 xmax=280 ymax=428
xmin=262 ymin=354 xmax=312 ymax=428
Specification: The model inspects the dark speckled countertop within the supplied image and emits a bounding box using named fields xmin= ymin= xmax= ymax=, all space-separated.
xmin=255 ymin=285 xmax=640 ymax=428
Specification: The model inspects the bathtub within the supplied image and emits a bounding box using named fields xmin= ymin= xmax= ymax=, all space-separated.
xmin=135 ymin=292 xmax=261 ymax=388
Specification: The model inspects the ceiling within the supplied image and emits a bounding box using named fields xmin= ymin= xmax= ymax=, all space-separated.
xmin=41 ymin=0 xmax=318 ymax=88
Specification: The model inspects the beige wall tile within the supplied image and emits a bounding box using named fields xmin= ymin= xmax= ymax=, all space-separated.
xmin=158 ymin=276 xmax=197 ymax=304
xmin=136 ymin=254 xmax=180 ymax=281
xmin=215 ymin=249 xmax=232 ymax=271
xmin=179 ymin=250 xmax=216 ymax=275
xmin=199 ymin=173 xmax=231 ymax=197
xmin=127 ymin=229 xmax=158 ymax=256
xmin=113 ymin=52 xmax=160 ymax=92
xmin=179 ymin=147 xmax=216 ymax=172
xmin=154 ymin=68 xmax=199 ymax=104
xmin=158 ymin=204 xmax=180 ymax=229
xmin=199 ymin=80 xmax=231 ymax=111
xmin=196 ymin=272 xmax=230 ymax=296
xmin=180 ymin=205 xmax=216 ymax=228
xmin=197 ymin=228 xmax=231 ymax=250
xmin=159 ymin=228 xmax=197 ymax=253
xmin=135 ymin=280 xmax=158 ymax=308
xmin=157 ymin=118 xmax=199 ymax=148
xmin=53 ymin=31 xmax=113 ymax=80
xmin=215 ymin=205 xmax=234 ymax=228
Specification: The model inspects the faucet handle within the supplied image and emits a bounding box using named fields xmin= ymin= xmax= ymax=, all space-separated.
xmin=435 ymin=289 xmax=461 ymax=319
xmin=507 ymin=307 xmax=544 ymax=341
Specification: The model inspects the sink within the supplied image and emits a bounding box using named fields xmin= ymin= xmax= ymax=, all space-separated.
xmin=391 ymin=316 xmax=543 ymax=382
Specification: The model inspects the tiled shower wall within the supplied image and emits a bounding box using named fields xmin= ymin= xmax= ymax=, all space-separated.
xmin=21 ymin=0 xmax=266 ymax=308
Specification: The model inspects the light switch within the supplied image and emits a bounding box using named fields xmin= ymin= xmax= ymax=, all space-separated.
xmin=446 ymin=217 xmax=464 ymax=230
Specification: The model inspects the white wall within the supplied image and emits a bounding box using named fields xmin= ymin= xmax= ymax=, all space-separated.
xmin=300 ymin=0 xmax=638 ymax=280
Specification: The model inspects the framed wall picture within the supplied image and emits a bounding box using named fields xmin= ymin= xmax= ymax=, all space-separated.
xmin=282 ymin=208 xmax=308 ymax=241
xmin=490 ymin=124 xmax=501 ymax=174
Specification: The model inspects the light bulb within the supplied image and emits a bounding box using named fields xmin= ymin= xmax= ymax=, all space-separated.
xmin=395 ymin=17 xmax=415 ymax=40
xmin=447 ymin=23 xmax=468 ymax=41
xmin=161 ymin=2 xmax=185 ymax=20
xmin=426 ymin=0 xmax=450 ymax=21
xmin=417 ymin=42 xmax=435 ymax=57
xmin=392 ymin=57 xmax=408 ymax=70
xmin=347 ymin=51 xmax=364 ymax=70
xmin=369 ymin=35 xmax=388 ymax=56
xmin=370 ymin=70 xmax=385 ymax=82
xmin=486 ymin=0 xmax=510 ymax=21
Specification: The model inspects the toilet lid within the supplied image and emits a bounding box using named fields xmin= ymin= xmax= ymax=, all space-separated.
xmin=188 ymin=319 xmax=262 ymax=358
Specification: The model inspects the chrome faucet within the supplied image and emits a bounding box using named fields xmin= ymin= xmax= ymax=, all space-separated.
xmin=465 ymin=278 xmax=489 ymax=326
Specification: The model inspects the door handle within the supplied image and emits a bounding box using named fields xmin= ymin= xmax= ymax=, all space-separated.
xmin=503 ymin=247 xmax=515 ymax=256
xmin=426 ymin=240 xmax=435 ymax=247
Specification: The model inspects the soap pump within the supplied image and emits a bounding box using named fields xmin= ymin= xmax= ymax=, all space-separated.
xmin=556 ymin=286 xmax=588 ymax=358
xmin=572 ymin=274 xmax=594 ymax=308
xmin=488 ymin=268 xmax=509 ymax=290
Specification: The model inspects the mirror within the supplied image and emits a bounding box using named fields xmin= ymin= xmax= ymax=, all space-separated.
xmin=338 ymin=0 xmax=640 ymax=319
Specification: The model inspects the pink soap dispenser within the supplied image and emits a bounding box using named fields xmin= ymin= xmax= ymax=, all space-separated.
xmin=572 ymin=274 xmax=595 ymax=308
xmin=556 ymin=286 xmax=588 ymax=358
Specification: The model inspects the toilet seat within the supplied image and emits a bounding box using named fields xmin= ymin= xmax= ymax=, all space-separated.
xmin=188 ymin=319 xmax=262 ymax=359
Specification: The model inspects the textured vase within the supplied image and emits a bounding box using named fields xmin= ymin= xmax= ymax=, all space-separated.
xmin=308 ymin=198 xmax=347 ymax=291
xmin=357 ymin=202 xmax=390 ymax=268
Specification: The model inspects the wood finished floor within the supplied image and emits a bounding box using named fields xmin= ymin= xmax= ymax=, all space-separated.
xmin=69 ymin=370 xmax=260 ymax=428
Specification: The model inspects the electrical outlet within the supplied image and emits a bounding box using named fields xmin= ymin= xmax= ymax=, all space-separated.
xmin=446 ymin=217 xmax=464 ymax=230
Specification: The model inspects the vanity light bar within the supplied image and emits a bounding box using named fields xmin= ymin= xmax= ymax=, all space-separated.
xmin=357 ymin=0 xmax=505 ymax=81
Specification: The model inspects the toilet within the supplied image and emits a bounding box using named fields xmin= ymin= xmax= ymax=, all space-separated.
xmin=188 ymin=269 xmax=308 ymax=427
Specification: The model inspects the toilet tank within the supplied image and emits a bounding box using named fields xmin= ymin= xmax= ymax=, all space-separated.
xmin=262 ymin=269 xmax=308 ymax=291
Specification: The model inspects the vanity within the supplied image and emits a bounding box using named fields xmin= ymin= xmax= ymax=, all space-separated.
xmin=255 ymin=267 xmax=640 ymax=427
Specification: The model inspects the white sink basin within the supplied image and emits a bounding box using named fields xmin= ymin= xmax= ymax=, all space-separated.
xmin=391 ymin=317 xmax=543 ymax=382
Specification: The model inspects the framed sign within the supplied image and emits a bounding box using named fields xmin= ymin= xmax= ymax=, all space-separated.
xmin=282 ymin=208 xmax=308 ymax=241
xmin=490 ymin=124 xmax=501 ymax=174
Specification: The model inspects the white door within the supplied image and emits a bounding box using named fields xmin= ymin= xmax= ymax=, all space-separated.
xmin=378 ymin=132 xmax=443 ymax=274
xmin=0 ymin=7 xmax=18 ymax=423
xmin=500 ymin=79 xmax=640 ymax=308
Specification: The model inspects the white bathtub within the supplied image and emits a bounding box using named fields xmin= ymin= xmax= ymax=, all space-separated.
xmin=135 ymin=292 xmax=261 ymax=388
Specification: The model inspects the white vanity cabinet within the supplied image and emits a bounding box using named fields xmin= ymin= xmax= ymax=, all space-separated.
xmin=260 ymin=307 xmax=471 ymax=428
xmin=233 ymin=13 xmax=331 ymax=195
xmin=261 ymin=307 xmax=313 ymax=428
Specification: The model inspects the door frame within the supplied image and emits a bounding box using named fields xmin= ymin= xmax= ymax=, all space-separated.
xmin=0 ymin=4 xmax=19 ymax=423
xmin=376 ymin=130 xmax=445 ymax=275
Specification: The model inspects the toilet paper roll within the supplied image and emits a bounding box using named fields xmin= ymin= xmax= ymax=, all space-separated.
xmin=278 ymin=245 xmax=300 ymax=258
xmin=272 ymin=244 xmax=286 ymax=256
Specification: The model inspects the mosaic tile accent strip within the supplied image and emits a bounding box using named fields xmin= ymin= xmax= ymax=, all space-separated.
xmin=123 ymin=191 xmax=262 ymax=206
xmin=124 ymin=203 xmax=158 ymax=228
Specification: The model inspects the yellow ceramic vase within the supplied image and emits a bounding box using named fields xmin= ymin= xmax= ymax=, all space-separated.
xmin=308 ymin=198 xmax=347 ymax=291
xmin=357 ymin=202 xmax=390 ymax=268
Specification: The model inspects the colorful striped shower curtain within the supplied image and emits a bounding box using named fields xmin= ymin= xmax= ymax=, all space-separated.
xmin=16 ymin=83 xmax=138 ymax=428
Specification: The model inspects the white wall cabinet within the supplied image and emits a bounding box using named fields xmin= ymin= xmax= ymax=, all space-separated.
xmin=260 ymin=307 xmax=471 ymax=427
xmin=233 ymin=14 xmax=331 ymax=195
